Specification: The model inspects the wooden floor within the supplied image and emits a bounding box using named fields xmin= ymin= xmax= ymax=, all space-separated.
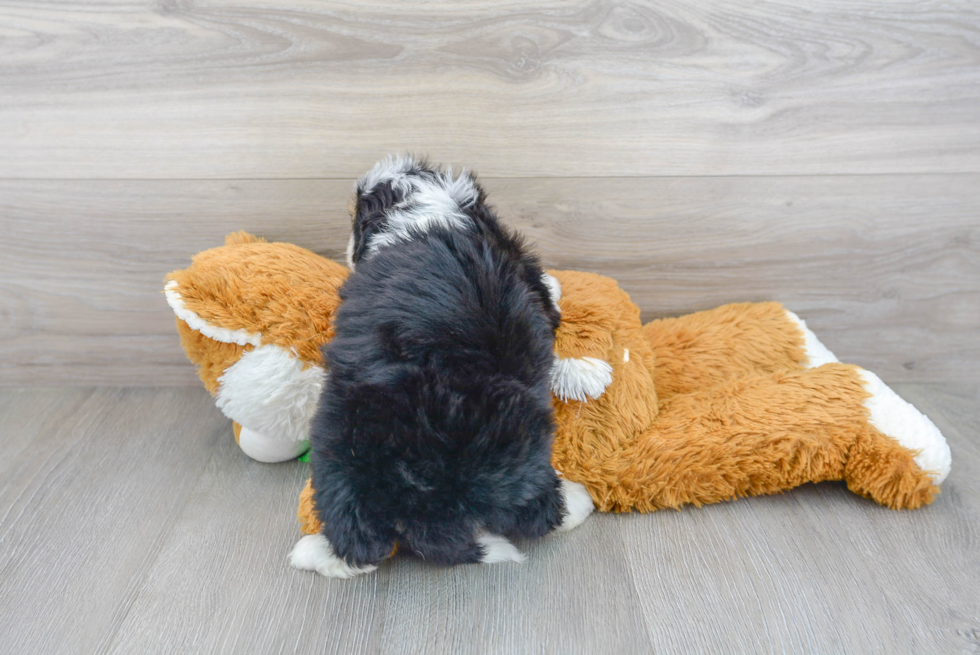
xmin=0 ymin=384 xmax=977 ymax=654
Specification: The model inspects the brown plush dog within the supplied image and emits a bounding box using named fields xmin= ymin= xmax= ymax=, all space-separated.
xmin=167 ymin=234 xmax=951 ymax=570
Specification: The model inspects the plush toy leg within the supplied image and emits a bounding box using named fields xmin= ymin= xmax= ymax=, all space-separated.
xmin=587 ymin=363 xmax=941 ymax=512
xmin=232 ymin=421 xmax=309 ymax=463
xmin=297 ymin=477 xmax=322 ymax=535
xmin=642 ymin=302 xmax=811 ymax=400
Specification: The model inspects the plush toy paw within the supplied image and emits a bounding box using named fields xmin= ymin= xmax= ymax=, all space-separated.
xmin=542 ymin=273 xmax=562 ymax=314
xmin=238 ymin=427 xmax=309 ymax=463
xmin=556 ymin=478 xmax=595 ymax=532
xmin=476 ymin=533 xmax=527 ymax=564
xmin=551 ymin=355 xmax=614 ymax=403
xmin=858 ymin=369 xmax=951 ymax=484
xmin=289 ymin=534 xmax=378 ymax=579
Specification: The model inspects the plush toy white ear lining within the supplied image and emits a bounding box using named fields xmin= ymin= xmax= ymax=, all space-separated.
xmin=551 ymin=355 xmax=614 ymax=403
xmin=216 ymin=344 xmax=325 ymax=445
xmin=164 ymin=280 xmax=262 ymax=347
xmin=289 ymin=535 xmax=377 ymax=579
xmin=785 ymin=309 xmax=951 ymax=485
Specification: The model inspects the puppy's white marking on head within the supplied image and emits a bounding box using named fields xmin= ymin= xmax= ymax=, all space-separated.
xmin=476 ymin=533 xmax=526 ymax=564
xmin=857 ymin=369 xmax=951 ymax=484
xmin=357 ymin=154 xmax=418 ymax=196
xmin=623 ymin=348 xmax=629 ymax=363
xmin=289 ymin=534 xmax=377 ymax=579
xmin=784 ymin=310 xmax=839 ymax=368
xmin=542 ymin=273 xmax=562 ymax=314
xmin=551 ymin=355 xmax=613 ymax=402
xmin=356 ymin=155 xmax=481 ymax=255
xmin=555 ymin=478 xmax=595 ymax=532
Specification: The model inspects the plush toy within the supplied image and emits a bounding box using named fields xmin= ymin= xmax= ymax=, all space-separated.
xmin=165 ymin=232 xmax=345 ymax=463
xmin=166 ymin=233 xmax=951 ymax=540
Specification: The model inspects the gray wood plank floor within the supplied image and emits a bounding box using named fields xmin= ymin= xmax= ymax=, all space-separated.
xmin=1 ymin=384 xmax=977 ymax=654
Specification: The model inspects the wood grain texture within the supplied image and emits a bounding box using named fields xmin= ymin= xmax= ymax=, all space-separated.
xmin=0 ymin=0 xmax=978 ymax=178
xmin=0 ymin=387 xmax=227 ymax=655
xmin=619 ymin=382 xmax=980 ymax=654
xmin=0 ymin=384 xmax=977 ymax=654
xmin=1 ymin=175 xmax=977 ymax=385
xmin=106 ymin=435 xmax=653 ymax=655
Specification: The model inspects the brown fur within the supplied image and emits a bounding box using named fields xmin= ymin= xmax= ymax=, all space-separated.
xmin=166 ymin=232 xmax=347 ymax=366
xmin=163 ymin=235 xmax=937 ymax=533
xmin=293 ymin=270 xmax=935 ymax=535
xmin=175 ymin=317 xmax=249 ymax=394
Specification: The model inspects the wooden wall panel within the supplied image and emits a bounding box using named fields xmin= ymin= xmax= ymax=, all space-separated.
xmin=1 ymin=175 xmax=976 ymax=385
xmin=0 ymin=0 xmax=978 ymax=178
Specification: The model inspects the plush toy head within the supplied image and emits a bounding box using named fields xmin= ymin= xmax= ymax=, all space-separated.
xmin=166 ymin=232 xmax=346 ymax=462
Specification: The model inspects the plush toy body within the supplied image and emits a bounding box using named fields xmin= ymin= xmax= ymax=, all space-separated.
xmin=167 ymin=234 xmax=951 ymax=538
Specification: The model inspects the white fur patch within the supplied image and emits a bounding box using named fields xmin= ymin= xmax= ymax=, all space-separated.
xmin=357 ymin=155 xmax=480 ymax=254
xmin=164 ymin=280 xmax=262 ymax=347
xmin=551 ymin=355 xmax=613 ymax=402
xmin=785 ymin=310 xmax=839 ymax=368
xmin=289 ymin=534 xmax=377 ymax=579
xmin=238 ymin=427 xmax=309 ymax=463
xmin=216 ymin=344 xmax=324 ymax=444
xmin=542 ymin=273 xmax=562 ymax=314
xmin=345 ymin=232 xmax=356 ymax=270
xmin=623 ymin=348 xmax=629 ymax=363
xmin=476 ymin=533 xmax=526 ymax=564
xmin=857 ymin=369 xmax=951 ymax=484
xmin=556 ymin=478 xmax=595 ymax=532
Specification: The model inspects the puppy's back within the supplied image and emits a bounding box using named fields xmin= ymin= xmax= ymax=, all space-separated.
xmin=328 ymin=226 xmax=555 ymax=390
xmin=311 ymin=226 xmax=560 ymax=565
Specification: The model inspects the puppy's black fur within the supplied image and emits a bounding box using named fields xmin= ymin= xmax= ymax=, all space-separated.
xmin=349 ymin=161 xmax=561 ymax=333
xmin=311 ymin=196 xmax=565 ymax=567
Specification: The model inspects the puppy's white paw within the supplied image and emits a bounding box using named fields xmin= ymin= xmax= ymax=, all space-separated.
xmin=476 ymin=533 xmax=526 ymax=564
xmin=289 ymin=534 xmax=377 ymax=579
xmin=551 ymin=355 xmax=613 ymax=402
xmin=556 ymin=478 xmax=595 ymax=532
xmin=542 ymin=273 xmax=562 ymax=314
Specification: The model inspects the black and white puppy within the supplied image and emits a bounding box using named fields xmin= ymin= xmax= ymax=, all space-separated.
xmin=290 ymin=156 xmax=594 ymax=578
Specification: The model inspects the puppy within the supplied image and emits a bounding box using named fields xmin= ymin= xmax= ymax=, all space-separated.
xmin=290 ymin=156 xmax=594 ymax=578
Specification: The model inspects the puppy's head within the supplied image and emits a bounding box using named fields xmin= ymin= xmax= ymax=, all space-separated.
xmin=346 ymin=155 xmax=483 ymax=269
xmin=312 ymin=374 xmax=564 ymax=567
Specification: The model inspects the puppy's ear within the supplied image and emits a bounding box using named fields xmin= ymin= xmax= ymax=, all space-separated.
xmin=350 ymin=180 xmax=403 ymax=266
xmin=313 ymin=470 xmax=396 ymax=567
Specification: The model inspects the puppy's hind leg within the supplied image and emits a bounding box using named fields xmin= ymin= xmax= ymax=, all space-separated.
xmin=476 ymin=533 xmax=527 ymax=564
xmin=556 ymin=477 xmax=595 ymax=532
xmin=289 ymin=534 xmax=378 ymax=579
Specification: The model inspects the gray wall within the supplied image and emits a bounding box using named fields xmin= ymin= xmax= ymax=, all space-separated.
xmin=1 ymin=1 xmax=978 ymax=385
